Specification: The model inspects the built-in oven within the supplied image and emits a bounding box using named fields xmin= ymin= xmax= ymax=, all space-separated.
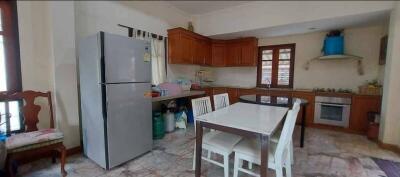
xmin=314 ymin=96 xmax=351 ymax=127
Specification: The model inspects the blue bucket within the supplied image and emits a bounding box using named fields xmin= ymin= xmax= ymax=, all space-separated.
xmin=324 ymin=36 xmax=344 ymax=55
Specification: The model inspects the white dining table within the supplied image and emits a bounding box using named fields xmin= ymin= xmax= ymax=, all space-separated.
xmin=194 ymin=102 xmax=289 ymax=177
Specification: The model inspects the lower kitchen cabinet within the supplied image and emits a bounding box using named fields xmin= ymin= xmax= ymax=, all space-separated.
xmin=193 ymin=86 xmax=381 ymax=136
xmin=349 ymin=95 xmax=381 ymax=134
xmin=292 ymin=91 xmax=315 ymax=126
xmin=226 ymin=88 xmax=239 ymax=104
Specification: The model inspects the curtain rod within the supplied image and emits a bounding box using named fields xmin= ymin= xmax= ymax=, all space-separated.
xmin=118 ymin=24 xmax=165 ymax=40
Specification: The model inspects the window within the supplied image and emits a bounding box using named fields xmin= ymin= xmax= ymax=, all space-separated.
xmin=257 ymin=44 xmax=295 ymax=88
xmin=0 ymin=1 xmax=22 ymax=134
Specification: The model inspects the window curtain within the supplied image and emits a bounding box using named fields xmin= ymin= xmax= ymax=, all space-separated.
xmin=133 ymin=32 xmax=166 ymax=85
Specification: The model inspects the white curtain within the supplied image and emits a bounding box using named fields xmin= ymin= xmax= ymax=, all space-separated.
xmin=133 ymin=31 xmax=166 ymax=85
xmin=150 ymin=38 xmax=166 ymax=85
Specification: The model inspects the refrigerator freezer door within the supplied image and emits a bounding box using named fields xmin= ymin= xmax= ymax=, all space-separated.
xmin=103 ymin=33 xmax=151 ymax=83
xmin=105 ymin=83 xmax=152 ymax=168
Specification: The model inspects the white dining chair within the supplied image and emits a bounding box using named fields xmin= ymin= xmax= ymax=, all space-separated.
xmin=271 ymin=99 xmax=301 ymax=165
xmin=191 ymin=96 xmax=242 ymax=177
xmin=232 ymin=100 xmax=301 ymax=177
xmin=213 ymin=93 xmax=230 ymax=110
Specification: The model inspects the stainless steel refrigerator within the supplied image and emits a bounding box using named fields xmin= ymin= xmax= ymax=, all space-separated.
xmin=78 ymin=32 xmax=152 ymax=170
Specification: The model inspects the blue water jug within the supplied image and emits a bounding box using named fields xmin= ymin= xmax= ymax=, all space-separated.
xmin=324 ymin=36 xmax=344 ymax=55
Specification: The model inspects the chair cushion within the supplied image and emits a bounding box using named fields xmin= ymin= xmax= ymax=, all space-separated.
xmin=233 ymin=138 xmax=277 ymax=163
xmin=204 ymin=132 xmax=242 ymax=152
xmin=6 ymin=129 xmax=64 ymax=153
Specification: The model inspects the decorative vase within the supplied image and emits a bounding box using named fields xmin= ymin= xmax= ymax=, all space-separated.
xmin=188 ymin=22 xmax=194 ymax=32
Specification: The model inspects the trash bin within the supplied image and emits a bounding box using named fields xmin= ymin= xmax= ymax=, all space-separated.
xmin=152 ymin=112 xmax=165 ymax=139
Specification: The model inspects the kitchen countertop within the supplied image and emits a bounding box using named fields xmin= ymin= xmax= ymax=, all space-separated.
xmin=196 ymin=85 xmax=380 ymax=96
xmin=152 ymin=90 xmax=205 ymax=102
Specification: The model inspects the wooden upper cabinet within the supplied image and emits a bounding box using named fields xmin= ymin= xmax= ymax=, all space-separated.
xmin=168 ymin=28 xmax=195 ymax=64
xmin=168 ymin=28 xmax=258 ymax=67
xmin=193 ymin=38 xmax=204 ymax=65
xmin=241 ymin=37 xmax=258 ymax=66
xmin=226 ymin=41 xmax=241 ymax=66
xmin=211 ymin=40 xmax=226 ymax=67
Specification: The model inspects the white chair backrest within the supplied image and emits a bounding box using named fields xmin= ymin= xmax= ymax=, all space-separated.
xmin=191 ymin=96 xmax=213 ymax=118
xmin=275 ymin=99 xmax=301 ymax=161
xmin=213 ymin=93 xmax=230 ymax=110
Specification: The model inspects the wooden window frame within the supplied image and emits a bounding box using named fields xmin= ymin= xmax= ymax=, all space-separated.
xmin=257 ymin=43 xmax=295 ymax=88
xmin=0 ymin=1 xmax=21 ymax=92
xmin=0 ymin=1 xmax=23 ymax=134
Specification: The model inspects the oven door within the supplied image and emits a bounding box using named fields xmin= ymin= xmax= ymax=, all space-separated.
xmin=314 ymin=102 xmax=350 ymax=127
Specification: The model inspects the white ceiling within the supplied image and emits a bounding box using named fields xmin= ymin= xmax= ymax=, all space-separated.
xmin=210 ymin=10 xmax=390 ymax=39
xmin=168 ymin=1 xmax=249 ymax=15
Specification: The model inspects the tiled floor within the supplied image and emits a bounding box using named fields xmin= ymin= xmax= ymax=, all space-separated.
xmin=18 ymin=126 xmax=400 ymax=177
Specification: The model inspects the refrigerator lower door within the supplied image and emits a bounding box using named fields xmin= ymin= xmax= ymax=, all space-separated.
xmin=105 ymin=83 xmax=152 ymax=168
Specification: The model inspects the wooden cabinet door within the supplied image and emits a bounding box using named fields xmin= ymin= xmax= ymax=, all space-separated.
xmin=167 ymin=32 xmax=180 ymax=64
xmin=212 ymin=87 xmax=227 ymax=95
xmin=241 ymin=38 xmax=258 ymax=66
xmin=292 ymin=91 xmax=315 ymax=126
xmin=350 ymin=95 xmax=381 ymax=134
xmin=211 ymin=42 xmax=226 ymax=67
xmin=226 ymin=41 xmax=241 ymax=66
xmin=227 ymin=88 xmax=239 ymax=104
xmin=193 ymin=39 xmax=204 ymax=65
xmin=180 ymin=34 xmax=194 ymax=64
xmin=204 ymin=40 xmax=212 ymax=66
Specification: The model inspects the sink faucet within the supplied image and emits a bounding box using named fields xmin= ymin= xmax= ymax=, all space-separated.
xmin=265 ymin=78 xmax=271 ymax=88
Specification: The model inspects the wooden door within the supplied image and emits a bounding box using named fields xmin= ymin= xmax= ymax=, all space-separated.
xmin=350 ymin=95 xmax=381 ymax=134
xmin=226 ymin=88 xmax=239 ymax=104
xmin=211 ymin=41 xmax=226 ymax=67
xmin=292 ymin=91 xmax=315 ymax=126
xmin=180 ymin=33 xmax=194 ymax=64
xmin=193 ymin=39 xmax=204 ymax=65
xmin=204 ymin=40 xmax=212 ymax=66
xmin=226 ymin=41 xmax=241 ymax=66
xmin=167 ymin=32 xmax=181 ymax=64
xmin=241 ymin=38 xmax=258 ymax=66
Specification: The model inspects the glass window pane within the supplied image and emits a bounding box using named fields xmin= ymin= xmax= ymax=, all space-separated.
xmin=0 ymin=102 xmax=5 ymax=132
xmin=262 ymin=50 xmax=273 ymax=60
xmin=279 ymin=48 xmax=291 ymax=60
xmin=9 ymin=101 xmax=20 ymax=131
xmin=261 ymin=60 xmax=272 ymax=84
xmin=277 ymin=60 xmax=290 ymax=85
xmin=0 ymin=35 xmax=6 ymax=91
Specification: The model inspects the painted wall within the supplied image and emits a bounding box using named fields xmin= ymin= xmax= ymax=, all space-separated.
xmin=74 ymin=1 xmax=195 ymax=82
xmin=17 ymin=1 xmax=54 ymax=131
xmin=193 ymin=1 xmax=394 ymax=36
xmin=211 ymin=25 xmax=387 ymax=91
xmin=48 ymin=1 xmax=80 ymax=149
xmin=17 ymin=1 xmax=191 ymax=148
xmin=380 ymin=2 xmax=400 ymax=147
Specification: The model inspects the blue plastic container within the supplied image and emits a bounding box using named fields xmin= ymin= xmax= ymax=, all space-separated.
xmin=187 ymin=109 xmax=194 ymax=124
xmin=323 ymin=36 xmax=344 ymax=55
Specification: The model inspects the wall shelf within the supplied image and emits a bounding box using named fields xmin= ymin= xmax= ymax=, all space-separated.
xmin=304 ymin=54 xmax=364 ymax=75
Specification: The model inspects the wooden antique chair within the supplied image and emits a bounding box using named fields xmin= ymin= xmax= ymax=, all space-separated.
xmin=0 ymin=91 xmax=66 ymax=177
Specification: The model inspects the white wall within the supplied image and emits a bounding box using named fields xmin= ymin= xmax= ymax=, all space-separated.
xmin=212 ymin=25 xmax=387 ymax=91
xmin=193 ymin=1 xmax=394 ymax=36
xmin=379 ymin=2 xmax=400 ymax=147
xmin=17 ymin=1 xmax=54 ymax=131
xmin=74 ymin=1 xmax=195 ymax=82
xmin=48 ymin=1 xmax=80 ymax=149
xmin=17 ymin=1 xmax=190 ymax=148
